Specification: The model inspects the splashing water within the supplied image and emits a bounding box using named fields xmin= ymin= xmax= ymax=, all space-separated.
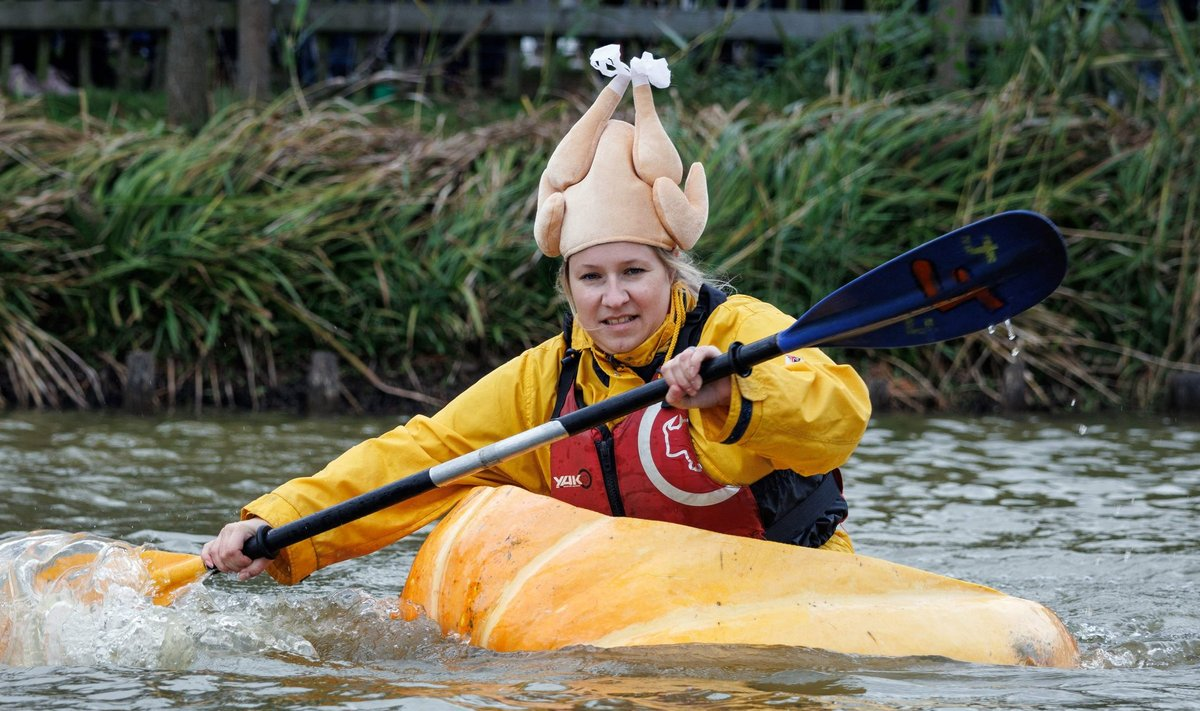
xmin=986 ymin=320 xmax=1022 ymax=357
xmin=0 ymin=531 xmax=197 ymax=668
xmin=0 ymin=531 xmax=447 ymax=671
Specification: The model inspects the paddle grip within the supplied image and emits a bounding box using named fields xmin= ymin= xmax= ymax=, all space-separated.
xmin=703 ymin=338 xmax=782 ymax=380
xmin=242 ymin=524 xmax=276 ymax=561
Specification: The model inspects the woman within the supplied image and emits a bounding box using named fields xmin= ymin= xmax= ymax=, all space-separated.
xmin=203 ymin=47 xmax=871 ymax=584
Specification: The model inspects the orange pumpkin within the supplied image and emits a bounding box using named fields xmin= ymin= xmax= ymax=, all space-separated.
xmin=401 ymin=485 xmax=1078 ymax=667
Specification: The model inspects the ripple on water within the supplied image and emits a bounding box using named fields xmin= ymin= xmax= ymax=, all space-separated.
xmin=154 ymin=421 xmax=228 ymax=439
xmin=2 ymin=412 xmax=1198 ymax=709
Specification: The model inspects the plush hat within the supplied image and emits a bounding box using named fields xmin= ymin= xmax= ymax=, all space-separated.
xmin=533 ymin=45 xmax=709 ymax=259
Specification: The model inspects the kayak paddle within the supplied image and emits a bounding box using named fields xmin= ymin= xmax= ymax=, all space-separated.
xmin=52 ymin=210 xmax=1072 ymax=603
xmin=235 ymin=209 xmax=1066 ymax=560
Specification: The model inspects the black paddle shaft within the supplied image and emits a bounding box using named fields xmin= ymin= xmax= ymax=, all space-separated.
xmin=239 ymin=211 xmax=1067 ymax=561
xmin=240 ymin=339 xmax=779 ymax=560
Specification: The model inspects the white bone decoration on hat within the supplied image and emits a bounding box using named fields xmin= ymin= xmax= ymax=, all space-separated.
xmin=533 ymin=45 xmax=709 ymax=259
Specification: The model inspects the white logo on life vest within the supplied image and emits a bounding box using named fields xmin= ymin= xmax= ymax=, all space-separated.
xmin=637 ymin=402 xmax=740 ymax=507
xmin=661 ymin=414 xmax=704 ymax=472
xmin=553 ymin=469 xmax=592 ymax=489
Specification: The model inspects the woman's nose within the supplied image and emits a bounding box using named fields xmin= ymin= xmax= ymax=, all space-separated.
xmin=601 ymin=280 xmax=628 ymax=306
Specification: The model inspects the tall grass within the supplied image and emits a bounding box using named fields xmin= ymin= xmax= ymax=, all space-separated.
xmin=2 ymin=95 xmax=565 ymax=410
xmin=0 ymin=1 xmax=1196 ymax=413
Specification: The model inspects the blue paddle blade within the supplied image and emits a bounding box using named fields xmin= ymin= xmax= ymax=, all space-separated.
xmin=780 ymin=211 xmax=1068 ymax=351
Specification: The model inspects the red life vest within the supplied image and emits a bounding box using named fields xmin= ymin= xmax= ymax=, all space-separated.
xmin=549 ymin=384 xmax=767 ymax=538
xmin=548 ymin=285 xmax=848 ymax=547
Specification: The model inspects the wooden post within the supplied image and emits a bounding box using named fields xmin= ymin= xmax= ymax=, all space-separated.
xmin=306 ymin=350 xmax=341 ymax=415
xmin=1002 ymin=357 xmax=1027 ymax=412
xmin=867 ymin=377 xmax=892 ymax=414
xmin=467 ymin=0 xmax=481 ymax=90
xmin=317 ymin=33 xmax=330 ymax=82
xmin=865 ymin=362 xmax=892 ymax=413
xmin=536 ymin=32 xmax=553 ymax=99
xmin=237 ymin=0 xmax=272 ymax=102
xmin=167 ymin=0 xmax=211 ymax=129
xmin=469 ymin=38 xmax=481 ymax=91
xmin=1167 ymin=372 xmax=1200 ymax=415
xmin=124 ymin=350 xmax=158 ymax=415
xmin=35 ymin=32 xmax=51 ymax=83
xmin=431 ymin=34 xmax=445 ymax=95
xmin=395 ymin=35 xmax=408 ymax=71
xmin=153 ymin=31 xmax=169 ymax=90
xmin=1 ymin=33 xmax=12 ymax=94
xmin=78 ymin=32 xmax=93 ymax=88
xmin=934 ymin=0 xmax=971 ymax=90
xmin=115 ymin=31 xmax=132 ymax=92
xmin=502 ymin=36 xmax=520 ymax=99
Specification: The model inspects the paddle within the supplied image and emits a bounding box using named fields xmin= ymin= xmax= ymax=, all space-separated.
xmin=236 ymin=209 xmax=1066 ymax=559
xmin=59 ymin=210 xmax=1071 ymax=603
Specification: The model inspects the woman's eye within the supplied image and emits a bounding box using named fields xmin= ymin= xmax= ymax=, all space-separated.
xmin=624 ymin=267 xmax=646 ymax=276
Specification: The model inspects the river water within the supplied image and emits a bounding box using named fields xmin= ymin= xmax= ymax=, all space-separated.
xmin=0 ymin=410 xmax=1196 ymax=709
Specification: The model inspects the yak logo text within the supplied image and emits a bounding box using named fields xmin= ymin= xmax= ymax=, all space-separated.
xmin=553 ymin=469 xmax=592 ymax=489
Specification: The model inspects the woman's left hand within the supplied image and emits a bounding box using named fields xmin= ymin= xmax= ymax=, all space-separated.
xmin=661 ymin=345 xmax=732 ymax=410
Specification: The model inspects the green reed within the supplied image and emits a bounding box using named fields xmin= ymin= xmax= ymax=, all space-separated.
xmin=0 ymin=1 xmax=1195 ymax=413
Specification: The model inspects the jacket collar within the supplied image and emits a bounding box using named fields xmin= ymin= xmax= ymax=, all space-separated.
xmin=571 ymin=284 xmax=695 ymax=374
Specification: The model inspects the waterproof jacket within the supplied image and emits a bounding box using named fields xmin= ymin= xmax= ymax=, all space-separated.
xmin=245 ymin=288 xmax=872 ymax=585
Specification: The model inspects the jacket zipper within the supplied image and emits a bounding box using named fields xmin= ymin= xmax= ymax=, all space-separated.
xmin=594 ymin=425 xmax=625 ymax=516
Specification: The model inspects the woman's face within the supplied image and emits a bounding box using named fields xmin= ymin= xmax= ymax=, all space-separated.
xmin=567 ymin=242 xmax=674 ymax=355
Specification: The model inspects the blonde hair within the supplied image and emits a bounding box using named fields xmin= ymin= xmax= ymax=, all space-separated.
xmin=555 ymin=247 xmax=727 ymax=317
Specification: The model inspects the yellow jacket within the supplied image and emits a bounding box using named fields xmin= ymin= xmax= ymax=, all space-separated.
xmin=246 ymin=290 xmax=872 ymax=584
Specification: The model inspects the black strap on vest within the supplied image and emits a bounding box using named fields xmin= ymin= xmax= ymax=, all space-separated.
xmin=554 ymin=311 xmax=581 ymax=418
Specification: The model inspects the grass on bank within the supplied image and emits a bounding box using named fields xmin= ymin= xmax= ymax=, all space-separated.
xmin=1 ymin=0 xmax=1197 ymax=413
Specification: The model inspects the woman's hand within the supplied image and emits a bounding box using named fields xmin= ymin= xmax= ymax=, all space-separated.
xmin=200 ymin=518 xmax=272 ymax=581
xmin=661 ymin=345 xmax=731 ymax=411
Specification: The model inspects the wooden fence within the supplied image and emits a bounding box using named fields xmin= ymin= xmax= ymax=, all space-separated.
xmin=2 ymin=0 xmax=1005 ymax=100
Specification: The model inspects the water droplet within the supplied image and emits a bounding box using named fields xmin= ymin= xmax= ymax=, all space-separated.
xmin=1077 ymin=424 xmax=1088 ymax=435
xmin=1070 ymin=399 xmax=1077 ymax=408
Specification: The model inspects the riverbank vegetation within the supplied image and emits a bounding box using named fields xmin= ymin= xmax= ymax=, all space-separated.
xmin=1 ymin=2 xmax=1197 ymax=414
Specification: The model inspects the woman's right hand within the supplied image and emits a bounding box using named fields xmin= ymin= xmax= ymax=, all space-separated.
xmin=200 ymin=518 xmax=272 ymax=581
xmin=661 ymin=345 xmax=731 ymax=411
